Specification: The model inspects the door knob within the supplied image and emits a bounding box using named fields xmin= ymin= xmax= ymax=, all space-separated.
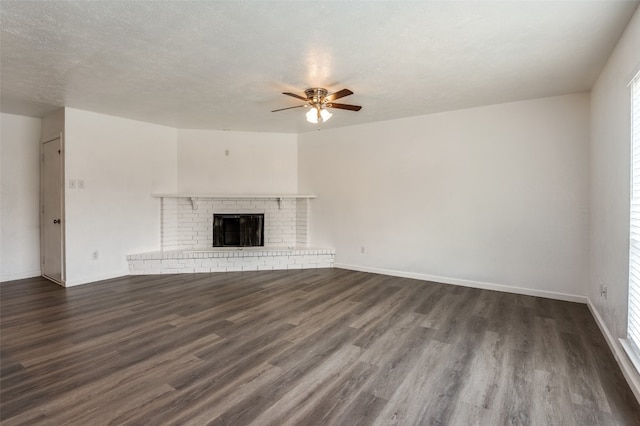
xmin=53 ymin=219 xmax=60 ymax=224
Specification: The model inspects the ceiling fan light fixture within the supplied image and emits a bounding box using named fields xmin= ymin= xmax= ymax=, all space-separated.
xmin=305 ymin=106 xmax=332 ymax=124
xmin=306 ymin=108 xmax=318 ymax=123
xmin=320 ymin=108 xmax=332 ymax=122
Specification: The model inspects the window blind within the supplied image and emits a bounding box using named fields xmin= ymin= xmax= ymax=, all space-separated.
xmin=629 ymin=71 xmax=640 ymax=364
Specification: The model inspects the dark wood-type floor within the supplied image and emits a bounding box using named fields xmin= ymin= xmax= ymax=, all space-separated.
xmin=1 ymin=269 xmax=639 ymax=425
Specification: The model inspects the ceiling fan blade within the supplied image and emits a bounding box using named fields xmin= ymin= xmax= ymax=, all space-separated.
xmin=282 ymin=92 xmax=308 ymax=101
xmin=327 ymin=102 xmax=362 ymax=111
xmin=271 ymin=105 xmax=306 ymax=112
xmin=326 ymin=89 xmax=353 ymax=102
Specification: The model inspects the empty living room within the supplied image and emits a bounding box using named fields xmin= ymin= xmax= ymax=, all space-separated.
xmin=2 ymin=1 xmax=640 ymax=425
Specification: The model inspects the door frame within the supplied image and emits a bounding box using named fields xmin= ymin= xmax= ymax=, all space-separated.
xmin=40 ymin=132 xmax=66 ymax=286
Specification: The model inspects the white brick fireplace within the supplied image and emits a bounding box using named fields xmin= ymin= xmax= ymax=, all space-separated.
xmin=160 ymin=196 xmax=308 ymax=250
xmin=127 ymin=194 xmax=334 ymax=274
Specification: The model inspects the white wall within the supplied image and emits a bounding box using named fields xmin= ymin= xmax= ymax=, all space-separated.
xmin=64 ymin=108 xmax=177 ymax=286
xmin=0 ymin=113 xmax=42 ymax=281
xmin=590 ymin=8 xmax=640 ymax=339
xmin=177 ymin=129 xmax=297 ymax=194
xmin=299 ymin=93 xmax=590 ymax=298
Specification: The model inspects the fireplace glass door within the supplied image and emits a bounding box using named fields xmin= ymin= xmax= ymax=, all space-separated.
xmin=213 ymin=214 xmax=264 ymax=247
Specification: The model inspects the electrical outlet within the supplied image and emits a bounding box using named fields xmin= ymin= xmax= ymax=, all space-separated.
xmin=225 ymin=149 xmax=230 ymax=156
xmin=600 ymin=284 xmax=608 ymax=299
xmin=78 ymin=179 xmax=85 ymax=189
xmin=69 ymin=179 xmax=76 ymax=189
xmin=92 ymin=250 xmax=99 ymax=260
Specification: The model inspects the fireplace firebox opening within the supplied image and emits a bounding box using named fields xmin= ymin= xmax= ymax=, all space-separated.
xmin=213 ymin=214 xmax=264 ymax=247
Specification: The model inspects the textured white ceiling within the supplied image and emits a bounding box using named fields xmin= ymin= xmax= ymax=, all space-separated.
xmin=1 ymin=1 xmax=638 ymax=133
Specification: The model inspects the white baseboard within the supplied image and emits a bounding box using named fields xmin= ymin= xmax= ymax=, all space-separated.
xmin=0 ymin=270 xmax=41 ymax=282
xmin=334 ymin=263 xmax=588 ymax=303
xmin=64 ymin=271 xmax=129 ymax=287
xmin=586 ymin=300 xmax=640 ymax=403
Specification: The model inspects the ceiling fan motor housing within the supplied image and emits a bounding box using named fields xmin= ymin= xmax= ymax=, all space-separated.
xmin=305 ymin=88 xmax=329 ymax=106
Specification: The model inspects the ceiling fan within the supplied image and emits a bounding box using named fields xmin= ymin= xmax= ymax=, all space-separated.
xmin=272 ymin=88 xmax=362 ymax=123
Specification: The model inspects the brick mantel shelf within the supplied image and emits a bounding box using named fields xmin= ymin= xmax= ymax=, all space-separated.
xmin=152 ymin=194 xmax=316 ymax=210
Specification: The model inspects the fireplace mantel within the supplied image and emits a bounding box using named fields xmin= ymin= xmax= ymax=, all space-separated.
xmin=151 ymin=193 xmax=316 ymax=199
xmin=152 ymin=193 xmax=316 ymax=210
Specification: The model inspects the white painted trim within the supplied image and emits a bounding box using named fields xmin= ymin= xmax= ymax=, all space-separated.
xmin=333 ymin=263 xmax=588 ymax=303
xmin=587 ymin=300 xmax=640 ymax=404
xmin=64 ymin=271 xmax=129 ymax=287
xmin=0 ymin=270 xmax=42 ymax=282
xmin=42 ymin=274 xmax=65 ymax=287
xmin=40 ymin=132 xmax=66 ymax=285
xmin=152 ymin=193 xmax=316 ymax=199
xmin=620 ymin=339 xmax=640 ymax=382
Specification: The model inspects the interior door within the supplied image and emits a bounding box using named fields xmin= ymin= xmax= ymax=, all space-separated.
xmin=42 ymin=136 xmax=64 ymax=284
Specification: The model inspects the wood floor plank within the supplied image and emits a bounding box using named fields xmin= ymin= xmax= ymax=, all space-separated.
xmin=247 ymin=343 xmax=363 ymax=426
xmin=1 ymin=269 xmax=639 ymax=425
xmin=364 ymin=326 xmax=437 ymax=400
xmin=283 ymin=361 xmax=380 ymax=425
xmin=333 ymin=391 xmax=388 ymax=426
xmin=419 ymin=315 xmax=490 ymax=425
xmin=164 ymin=362 xmax=283 ymax=426
xmin=372 ymin=339 xmax=453 ymax=425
